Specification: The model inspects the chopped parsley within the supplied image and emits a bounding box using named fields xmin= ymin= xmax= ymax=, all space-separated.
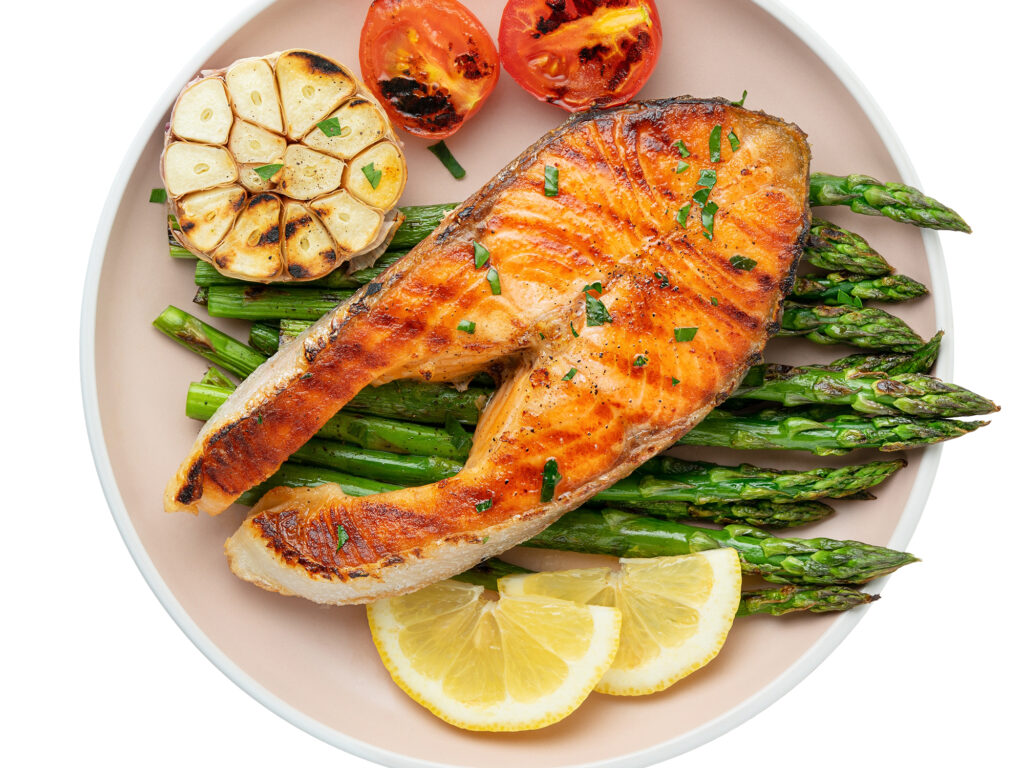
xmin=731 ymin=89 xmax=748 ymax=107
xmin=709 ymin=126 xmax=722 ymax=162
xmin=728 ymin=130 xmax=740 ymax=152
xmin=673 ymin=139 xmax=691 ymax=158
xmin=486 ymin=266 xmax=501 ymax=295
xmin=697 ymin=169 xmax=718 ymax=189
xmin=361 ymin=162 xmax=382 ymax=189
xmin=585 ymin=293 xmax=612 ymax=326
xmin=300 ymin=372 xmax=313 ymax=379
xmin=254 ymin=163 xmax=282 ymax=181
xmin=729 ymin=254 xmax=758 ymax=271
xmin=544 ymin=164 xmax=559 ymax=196
xmin=654 ymin=271 xmax=670 ymax=288
xmin=633 ymin=355 xmax=649 ymax=367
xmin=671 ymin=377 xmax=680 ymax=386
xmin=693 ymin=188 xmax=711 ymax=206
xmin=674 ymin=327 xmax=699 ymax=342
xmin=562 ymin=367 xmax=578 ymax=381
xmin=149 ymin=188 xmax=167 ymax=203
xmin=540 ymin=458 xmax=562 ymax=502
xmin=316 ymin=116 xmax=342 ymax=137
xmin=701 ymin=201 xmax=719 ymax=240
xmin=445 ymin=414 xmax=473 ymax=454
xmin=336 ymin=524 xmax=349 ymax=551
xmin=675 ymin=161 xmax=690 ymax=174
xmin=427 ymin=140 xmax=466 ymax=179
xmin=475 ymin=499 xmax=493 ymax=513
xmin=473 ymin=241 xmax=490 ymax=268
xmin=710 ymin=297 xmax=719 ymax=306
xmin=676 ymin=203 xmax=691 ymax=226
xmin=570 ymin=321 xmax=580 ymax=338
xmin=582 ymin=281 xmax=603 ymax=295
xmin=457 ymin=319 xmax=476 ymax=334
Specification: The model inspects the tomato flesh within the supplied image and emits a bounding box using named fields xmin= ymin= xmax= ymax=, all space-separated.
xmin=359 ymin=0 xmax=500 ymax=138
xmin=499 ymin=0 xmax=662 ymax=112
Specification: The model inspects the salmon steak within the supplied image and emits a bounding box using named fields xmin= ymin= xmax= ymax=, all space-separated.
xmin=165 ymin=97 xmax=811 ymax=604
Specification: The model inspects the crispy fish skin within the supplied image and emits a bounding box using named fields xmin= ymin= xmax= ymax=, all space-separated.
xmin=213 ymin=98 xmax=811 ymax=604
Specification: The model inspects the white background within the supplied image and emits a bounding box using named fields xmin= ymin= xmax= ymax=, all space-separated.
xmin=3 ymin=1 xmax=1021 ymax=765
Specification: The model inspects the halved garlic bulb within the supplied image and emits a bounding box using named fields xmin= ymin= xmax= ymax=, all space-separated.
xmin=160 ymin=49 xmax=406 ymax=282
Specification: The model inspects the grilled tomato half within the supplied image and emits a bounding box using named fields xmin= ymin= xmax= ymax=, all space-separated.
xmin=498 ymin=0 xmax=662 ymax=112
xmin=359 ymin=0 xmax=500 ymax=138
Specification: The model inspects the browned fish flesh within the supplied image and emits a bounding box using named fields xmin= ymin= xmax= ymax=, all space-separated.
xmin=165 ymin=97 xmax=810 ymax=603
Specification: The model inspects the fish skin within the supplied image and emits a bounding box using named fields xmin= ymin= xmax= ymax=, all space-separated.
xmin=172 ymin=96 xmax=809 ymax=601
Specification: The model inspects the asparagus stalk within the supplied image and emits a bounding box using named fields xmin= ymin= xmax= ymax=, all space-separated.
xmin=803 ymin=218 xmax=894 ymax=276
xmin=292 ymin=438 xmax=463 ymax=486
xmin=199 ymin=366 xmax=234 ymax=389
xmin=248 ymin=322 xmax=280 ymax=357
xmin=790 ymin=273 xmax=928 ymax=305
xmin=825 ymin=331 xmax=942 ymax=376
xmin=195 ymin=285 xmax=356 ymax=321
xmin=528 ymin=508 xmax=917 ymax=585
xmin=453 ymin=559 xmax=879 ymax=615
xmin=678 ymin=407 xmax=987 ymax=455
xmin=152 ymin=305 xmax=265 ymax=379
xmin=732 ymin=366 xmax=997 ymax=417
xmin=240 ymin=462 xmax=837 ymax=530
xmin=779 ymin=302 xmax=924 ymax=350
xmin=809 ymin=173 xmax=971 ymax=232
xmin=389 ymin=203 xmax=458 ymax=250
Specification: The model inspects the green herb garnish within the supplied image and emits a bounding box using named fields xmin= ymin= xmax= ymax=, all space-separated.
xmin=729 ymin=254 xmax=757 ymax=271
xmin=709 ymin=126 xmax=722 ymax=162
xmin=692 ymin=188 xmax=711 ymax=206
xmin=300 ymin=372 xmax=313 ymax=379
xmin=544 ymin=164 xmax=559 ymax=196
xmin=562 ymin=367 xmax=578 ymax=381
xmin=473 ymin=241 xmax=490 ymax=268
xmin=540 ymin=458 xmax=562 ymax=502
xmin=361 ymin=162 xmax=382 ymax=189
xmin=728 ymin=130 xmax=740 ymax=152
xmin=486 ymin=266 xmax=501 ymax=295
xmin=457 ymin=319 xmax=476 ymax=334
xmin=570 ymin=322 xmax=579 ymax=338
xmin=711 ymin=297 xmax=719 ymax=306
xmin=673 ymin=140 xmax=691 ymax=158
xmin=445 ymin=414 xmax=473 ymax=454
xmin=585 ymin=293 xmax=612 ymax=326
xmin=674 ymin=327 xmax=698 ymax=342
xmin=149 ymin=188 xmax=167 ymax=203
xmin=336 ymin=525 xmax=349 ymax=551
xmin=317 ymin=116 xmax=342 ymax=137
xmin=731 ymin=90 xmax=748 ymax=107
xmin=701 ymin=201 xmax=719 ymax=241
xmin=675 ymin=161 xmax=690 ymax=174
xmin=676 ymin=203 xmax=691 ymax=226
xmin=671 ymin=377 xmax=681 ymax=386
xmin=582 ymin=281 xmax=603 ymax=294
xmin=654 ymin=271 xmax=670 ymax=288
xmin=697 ymin=168 xmax=718 ymax=189
xmin=475 ymin=499 xmax=492 ymax=513
xmin=634 ymin=355 xmax=648 ymax=367
xmin=254 ymin=163 xmax=282 ymax=181
xmin=427 ymin=140 xmax=466 ymax=179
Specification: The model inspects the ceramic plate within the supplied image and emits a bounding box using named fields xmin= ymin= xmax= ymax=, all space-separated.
xmin=82 ymin=1 xmax=950 ymax=765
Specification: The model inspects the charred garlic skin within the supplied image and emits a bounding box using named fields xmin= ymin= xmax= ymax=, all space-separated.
xmin=161 ymin=49 xmax=407 ymax=282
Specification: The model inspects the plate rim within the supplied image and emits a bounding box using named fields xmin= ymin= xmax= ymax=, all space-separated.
xmin=79 ymin=1 xmax=952 ymax=766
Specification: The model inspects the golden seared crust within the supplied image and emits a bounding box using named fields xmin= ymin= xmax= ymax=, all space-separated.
xmin=178 ymin=100 xmax=810 ymax=604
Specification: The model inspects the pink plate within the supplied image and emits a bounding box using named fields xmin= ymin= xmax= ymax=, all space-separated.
xmin=82 ymin=1 xmax=950 ymax=766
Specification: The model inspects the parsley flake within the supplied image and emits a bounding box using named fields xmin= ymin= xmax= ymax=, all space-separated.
xmin=544 ymin=164 xmax=559 ymax=196
xmin=301 ymin=372 xmax=313 ymax=379
xmin=711 ymin=297 xmax=719 ymax=306
xmin=731 ymin=90 xmax=748 ymax=107
xmin=457 ymin=319 xmax=476 ymax=334
xmin=674 ymin=327 xmax=698 ymax=342
xmin=570 ymin=321 xmax=580 ymax=338
xmin=486 ymin=266 xmax=501 ymax=295
xmin=149 ymin=188 xmax=167 ymax=203
xmin=671 ymin=377 xmax=681 ymax=386
xmin=585 ymin=293 xmax=612 ymax=326
xmin=475 ymin=499 xmax=492 ymax=513
xmin=336 ymin=525 xmax=349 ymax=550
xmin=427 ymin=140 xmax=466 ymax=179
xmin=254 ymin=163 xmax=282 ymax=181
xmin=473 ymin=241 xmax=490 ymax=268
xmin=701 ymin=201 xmax=719 ymax=240
xmin=676 ymin=203 xmax=692 ymax=226
xmin=582 ymin=281 xmax=603 ymax=294
xmin=317 ymin=116 xmax=342 ymax=137
xmin=697 ymin=169 xmax=718 ymax=189
xmin=562 ymin=367 xmax=578 ymax=381
xmin=654 ymin=271 xmax=670 ymax=288
xmin=693 ymin=188 xmax=711 ymax=206
xmin=541 ymin=458 xmax=562 ymax=502
xmin=675 ymin=161 xmax=690 ymax=174
xmin=709 ymin=126 xmax=722 ymax=162
xmin=729 ymin=255 xmax=758 ymax=271
xmin=728 ymin=130 xmax=740 ymax=152
xmin=673 ymin=140 xmax=691 ymax=158
xmin=361 ymin=162 xmax=382 ymax=189
xmin=634 ymin=355 xmax=649 ymax=367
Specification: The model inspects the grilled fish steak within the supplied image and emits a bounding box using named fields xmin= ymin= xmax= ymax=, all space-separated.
xmin=167 ymin=97 xmax=810 ymax=603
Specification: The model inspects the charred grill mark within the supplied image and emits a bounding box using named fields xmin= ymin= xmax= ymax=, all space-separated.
xmin=176 ymin=458 xmax=204 ymax=504
xmin=453 ymin=47 xmax=492 ymax=81
xmin=288 ymin=264 xmax=311 ymax=279
xmin=379 ymin=77 xmax=461 ymax=132
xmin=292 ymin=51 xmax=347 ymax=76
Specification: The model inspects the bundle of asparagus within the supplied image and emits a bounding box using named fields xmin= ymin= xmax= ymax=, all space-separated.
xmin=153 ymin=172 xmax=987 ymax=618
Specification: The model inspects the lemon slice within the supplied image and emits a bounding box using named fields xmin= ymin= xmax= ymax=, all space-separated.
xmin=500 ymin=549 xmax=742 ymax=696
xmin=367 ymin=580 xmax=621 ymax=731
